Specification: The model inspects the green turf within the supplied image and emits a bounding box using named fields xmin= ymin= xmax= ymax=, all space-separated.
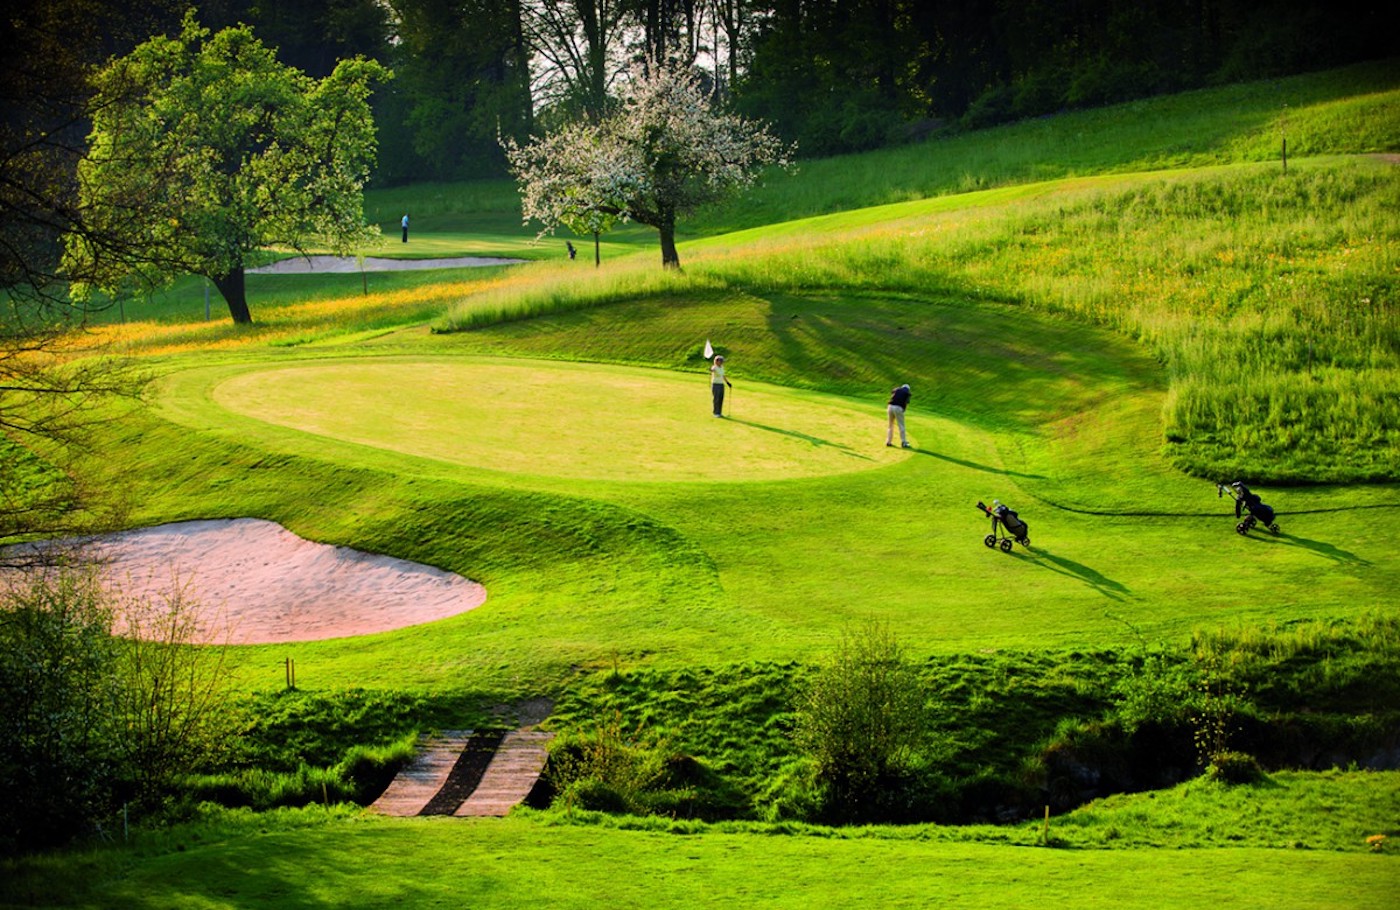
xmin=4 ymin=789 xmax=1397 ymax=910
xmin=103 ymin=283 xmax=1400 ymax=688
xmin=190 ymin=357 xmax=897 ymax=483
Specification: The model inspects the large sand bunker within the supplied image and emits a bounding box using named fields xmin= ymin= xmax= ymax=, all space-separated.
xmin=14 ymin=519 xmax=487 ymax=645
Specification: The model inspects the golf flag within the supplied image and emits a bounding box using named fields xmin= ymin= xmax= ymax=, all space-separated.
xmin=703 ymin=339 xmax=714 ymax=359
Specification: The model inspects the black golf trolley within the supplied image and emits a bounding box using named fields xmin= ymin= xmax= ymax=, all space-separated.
xmin=977 ymin=500 xmax=1030 ymax=553
xmin=1217 ymin=480 xmax=1280 ymax=536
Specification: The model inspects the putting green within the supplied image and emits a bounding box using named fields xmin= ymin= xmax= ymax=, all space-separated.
xmin=202 ymin=358 xmax=901 ymax=482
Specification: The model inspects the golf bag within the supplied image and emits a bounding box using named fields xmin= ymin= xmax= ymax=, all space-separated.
xmin=1217 ymin=481 xmax=1280 ymax=536
xmin=977 ymin=500 xmax=1030 ymax=553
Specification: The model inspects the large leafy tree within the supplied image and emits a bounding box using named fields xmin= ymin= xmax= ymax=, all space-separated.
xmin=507 ymin=64 xmax=791 ymax=269
xmin=63 ymin=14 xmax=389 ymax=324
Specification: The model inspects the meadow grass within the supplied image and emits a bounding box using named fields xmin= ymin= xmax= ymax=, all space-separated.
xmin=690 ymin=58 xmax=1400 ymax=233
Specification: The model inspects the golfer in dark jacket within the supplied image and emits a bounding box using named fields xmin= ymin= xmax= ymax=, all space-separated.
xmin=887 ymin=383 xmax=911 ymax=447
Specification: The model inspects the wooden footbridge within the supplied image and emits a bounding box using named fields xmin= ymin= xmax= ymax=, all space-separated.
xmin=370 ymin=728 xmax=553 ymax=817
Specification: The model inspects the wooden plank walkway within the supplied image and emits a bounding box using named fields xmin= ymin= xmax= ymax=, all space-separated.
xmin=455 ymin=730 xmax=554 ymax=817
xmin=370 ymin=728 xmax=554 ymax=818
xmin=369 ymin=730 xmax=473 ymax=817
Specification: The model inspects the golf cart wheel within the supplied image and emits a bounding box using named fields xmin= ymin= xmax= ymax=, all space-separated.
xmin=1268 ymin=523 xmax=1280 ymax=534
xmin=999 ymin=538 xmax=1013 ymax=553
xmin=984 ymin=534 xmax=997 ymax=549
xmin=1235 ymin=523 xmax=1249 ymax=535
xmin=1020 ymin=537 xmax=1030 ymax=548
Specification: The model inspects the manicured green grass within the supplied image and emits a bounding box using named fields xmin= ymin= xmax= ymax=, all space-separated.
xmin=5 ymin=771 xmax=1398 ymax=910
xmin=84 ymin=283 xmax=1400 ymax=697
xmin=191 ymin=357 xmax=894 ymax=483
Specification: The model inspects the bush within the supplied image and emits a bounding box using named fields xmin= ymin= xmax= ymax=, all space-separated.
xmin=0 ymin=566 xmax=121 ymax=853
xmin=795 ymin=620 xmax=929 ymax=823
xmin=1205 ymin=751 xmax=1267 ymax=785
xmin=0 ymin=565 xmax=234 ymax=853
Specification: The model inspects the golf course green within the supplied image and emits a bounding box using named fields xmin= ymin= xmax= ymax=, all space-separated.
xmin=178 ymin=357 xmax=904 ymax=482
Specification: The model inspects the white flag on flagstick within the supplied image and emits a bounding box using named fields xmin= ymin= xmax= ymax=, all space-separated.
xmin=703 ymin=339 xmax=714 ymax=359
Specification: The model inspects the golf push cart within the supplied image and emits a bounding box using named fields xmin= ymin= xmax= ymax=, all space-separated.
xmin=977 ymin=500 xmax=1030 ymax=553
xmin=1217 ymin=480 xmax=1280 ymax=536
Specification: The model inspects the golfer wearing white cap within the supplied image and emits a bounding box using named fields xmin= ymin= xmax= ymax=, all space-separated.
xmin=710 ymin=355 xmax=732 ymax=417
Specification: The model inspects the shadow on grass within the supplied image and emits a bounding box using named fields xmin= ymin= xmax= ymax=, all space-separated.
xmin=1006 ymin=547 xmax=1131 ymax=599
xmin=1248 ymin=531 xmax=1370 ymax=565
xmin=909 ymin=446 xmax=1047 ymax=480
xmin=727 ymin=418 xmax=874 ymax=460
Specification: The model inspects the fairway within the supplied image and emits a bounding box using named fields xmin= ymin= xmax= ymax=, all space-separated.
xmin=198 ymin=358 xmax=903 ymax=482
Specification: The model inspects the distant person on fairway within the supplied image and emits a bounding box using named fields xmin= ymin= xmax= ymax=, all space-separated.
xmin=567 ymin=240 xmax=577 ymax=260
xmin=401 ymin=213 xmax=409 ymax=243
xmin=887 ymin=383 xmax=912 ymax=447
xmin=710 ymin=355 xmax=732 ymax=417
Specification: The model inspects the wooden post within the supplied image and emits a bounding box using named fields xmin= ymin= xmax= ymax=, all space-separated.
xmin=593 ymin=230 xmax=601 ymax=268
xmin=1042 ymin=805 xmax=1050 ymax=845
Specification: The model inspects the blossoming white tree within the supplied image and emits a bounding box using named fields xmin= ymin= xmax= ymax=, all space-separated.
xmin=506 ymin=64 xmax=793 ymax=269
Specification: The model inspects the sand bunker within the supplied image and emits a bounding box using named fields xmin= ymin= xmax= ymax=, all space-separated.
xmin=14 ymin=519 xmax=487 ymax=645
xmin=249 ymin=255 xmax=524 ymax=274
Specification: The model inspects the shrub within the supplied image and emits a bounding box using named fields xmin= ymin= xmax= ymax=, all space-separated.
xmin=795 ymin=620 xmax=929 ymax=823
xmin=0 ymin=566 xmax=121 ymax=853
xmin=0 ymin=564 xmax=234 ymax=853
xmin=1205 ymin=750 xmax=1267 ymax=785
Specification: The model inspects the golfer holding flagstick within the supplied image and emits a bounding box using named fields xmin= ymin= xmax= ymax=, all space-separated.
xmin=707 ymin=340 xmax=733 ymax=417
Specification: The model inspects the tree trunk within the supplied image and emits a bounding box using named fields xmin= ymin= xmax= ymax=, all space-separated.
xmin=659 ymin=213 xmax=680 ymax=269
xmin=211 ymin=266 xmax=252 ymax=324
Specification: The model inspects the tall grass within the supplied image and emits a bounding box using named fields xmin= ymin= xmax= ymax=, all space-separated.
xmin=434 ymin=255 xmax=721 ymax=333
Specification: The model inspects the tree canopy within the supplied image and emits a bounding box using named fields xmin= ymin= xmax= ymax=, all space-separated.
xmin=63 ymin=13 xmax=389 ymax=324
xmin=507 ymin=64 xmax=792 ymax=269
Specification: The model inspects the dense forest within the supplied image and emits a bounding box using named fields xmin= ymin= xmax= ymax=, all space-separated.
xmin=5 ymin=0 xmax=1392 ymax=189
